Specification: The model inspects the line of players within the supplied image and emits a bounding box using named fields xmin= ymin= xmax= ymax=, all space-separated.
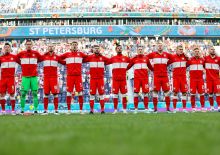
xmin=0 ymin=40 xmax=219 ymax=115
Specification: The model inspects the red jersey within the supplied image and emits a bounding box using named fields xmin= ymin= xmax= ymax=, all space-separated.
xmin=147 ymin=51 xmax=172 ymax=77
xmin=187 ymin=57 xmax=204 ymax=80
xmin=0 ymin=53 xmax=19 ymax=78
xmin=127 ymin=54 xmax=153 ymax=79
xmin=84 ymin=54 xmax=109 ymax=79
xmin=17 ymin=50 xmax=42 ymax=77
xmin=170 ymin=53 xmax=188 ymax=77
xmin=204 ymin=55 xmax=220 ymax=81
xmin=42 ymin=52 xmax=65 ymax=77
xmin=108 ymin=54 xmax=130 ymax=81
xmin=60 ymin=51 xmax=87 ymax=76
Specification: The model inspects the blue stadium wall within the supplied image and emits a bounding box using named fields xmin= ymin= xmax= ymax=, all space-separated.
xmin=0 ymin=25 xmax=220 ymax=38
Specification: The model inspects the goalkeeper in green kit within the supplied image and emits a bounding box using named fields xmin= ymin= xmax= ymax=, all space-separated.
xmin=17 ymin=40 xmax=43 ymax=114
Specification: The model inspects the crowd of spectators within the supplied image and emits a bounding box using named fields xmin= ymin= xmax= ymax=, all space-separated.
xmin=0 ymin=0 xmax=219 ymax=14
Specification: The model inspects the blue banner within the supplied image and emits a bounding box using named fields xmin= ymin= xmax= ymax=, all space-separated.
xmin=0 ymin=25 xmax=220 ymax=38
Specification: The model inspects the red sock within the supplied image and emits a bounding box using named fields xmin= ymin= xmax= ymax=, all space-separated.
xmin=165 ymin=96 xmax=170 ymax=110
xmin=153 ymin=97 xmax=158 ymax=111
xmin=200 ymin=95 xmax=205 ymax=108
xmin=54 ymin=97 xmax=58 ymax=111
xmin=122 ymin=97 xmax=127 ymax=110
xmin=191 ymin=96 xmax=196 ymax=108
xmin=44 ymin=97 xmax=49 ymax=111
xmin=144 ymin=97 xmax=148 ymax=110
xmin=66 ymin=96 xmax=72 ymax=110
xmin=0 ymin=99 xmax=6 ymax=111
xmin=100 ymin=100 xmax=105 ymax=111
xmin=209 ymin=97 xmax=214 ymax=107
xmin=10 ymin=100 xmax=16 ymax=111
xmin=78 ymin=96 xmax=83 ymax=110
xmin=90 ymin=100 xmax=94 ymax=112
xmin=216 ymin=96 xmax=220 ymax=107
xmin=182 ymin=100 xmax=187 ymax=109
xmin=113 ymin=98 xmax=118 ymax=110
xmin=173 ymin=99 xmax=177 ymax=109
xmin=134 ymin=97 xmax=139 ymax=109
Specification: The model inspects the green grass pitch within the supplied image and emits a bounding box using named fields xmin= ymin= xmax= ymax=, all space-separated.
xmin=0 ymin=113 xmax=219 ymax=155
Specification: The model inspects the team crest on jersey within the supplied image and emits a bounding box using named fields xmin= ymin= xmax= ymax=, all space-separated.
xmin=143 ymin=60 xmax=146 ymax=62
xmin=77 ymin=53 xmax=80 ymax=56
xmin=182 ymin=58 xmax=184 ymax=60
xmin=100 ymin=58 xmax=102 ymax=61
xmin=200 ymin=61 xmax=202 ymax=63
xmin=54 ymin=56 xmax=56 ymax=59
xmin=122 ymin=58 xmax=125 ymax=61
xmin=11 ymin=58 xmax=14 ymax=60
xmin=215 ymin=60 xmax=218 ymax=62
xmin=33 ymin=54 xmax=35 ymax=56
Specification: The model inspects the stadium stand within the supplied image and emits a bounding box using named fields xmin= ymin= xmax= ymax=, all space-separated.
xmin=0 ymin=0 xmax=220 ymax=13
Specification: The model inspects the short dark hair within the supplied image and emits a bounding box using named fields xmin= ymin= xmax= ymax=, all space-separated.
xmin=25 ymin=40 xmax=32 ymax=44
xmin=4 ymin=42 xmax=11 ymax=46
xmin=115 ymin=44 xmax=122 ymax=50
xmin=193 ymin=47 xmax=199 ymax=51
xmin=93 ymin=45 xmax=99 ymax=48
xmin=71 ymin=41 xmax=78 ymax=45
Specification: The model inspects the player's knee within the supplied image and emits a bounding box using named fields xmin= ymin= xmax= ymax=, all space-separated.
xmin=173 ymin=92 xmax=178 ymax=96
xmin=21 ymin=91 xmax=27 ymax=98
xmin=164 ymin=91 xmax=169 ymax=97
xmin=153 ymin=91 xmax=158 ymax=98
xmin=121 ymin=94 xmax=127 ymax=98
xmin=44 ymin=94 xmax=49 ymax=98
xmin=113 ymin=94 xmax=118 ymax=98
xmin=90 ymin=95 xmax=95 ymax=100
xmin=182 ymin=93 xmax=187 ymax=96
xmin=78 ymin=92 xmax=83 ymax=96
xmin=54 ymin=94 xmax=58 ymax=98
xmin=9 ymin=95 xmax=15 ymax=100
xmin=99 ymin=95 xmax=104 ymax=100
xmin=32 ymin=91 xmax=38 ymax=97
xmin=67 ymin=92 xmax=72 ymax=96
xmin=143 ymin=93 xmax=148 ymax=97
xmin=134 ymin=93 xmax=139 ymax=97
xmin=209 ymin=94 xmax=213 ymax=97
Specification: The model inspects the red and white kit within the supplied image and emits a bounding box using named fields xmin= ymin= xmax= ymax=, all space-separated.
xmin=148 ymin=51 xmax=172 ymax=110
xmin=204 ymin=55 xmax=220 ymax=107
xmin=0 ymin=53 xmax=19 ymax=94
xmin=127 ymin=54 xmax=153 ymax=110
xmin=60 ymin=51 xmax=87 ymax=111
xmin=108 ymin=53 xmax=130 ymax=110
xmin=187 ymin=57 xmax=205 ymax=108
xmin=42 ymin=52 xmax=65 ymax=111
xmin=17 ymin=50 xmax=42 ymax=77
xmin=0 ymin=53 xmax=19 ymax=112
xmin=42 ymin=52 xmax=65 ymax=94
xmin=170 ymin=53 xmax=188 ymax=109
xmin=84 ymin=54 xmax=109 ymax=112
